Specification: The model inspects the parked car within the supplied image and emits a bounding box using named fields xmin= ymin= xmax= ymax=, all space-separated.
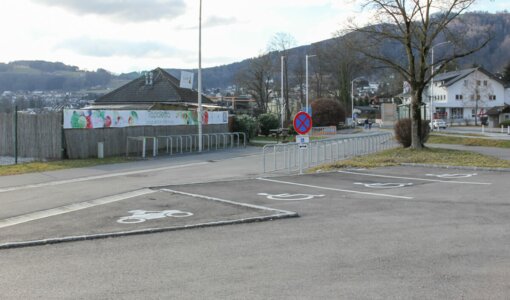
xmin=430 ymin=119 xmax=447 ymax=129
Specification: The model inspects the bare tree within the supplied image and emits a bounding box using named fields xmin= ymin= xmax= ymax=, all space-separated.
xmin=235 ymin=54 xmax=274 ymax=116
xmin=268 ymin=32 xmax=297 ymax=125
xmin=345 ymin=0 xmax=490 ymax=149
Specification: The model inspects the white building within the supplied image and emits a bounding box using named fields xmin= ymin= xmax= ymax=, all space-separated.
xmin=425 ymin=67 xmax=509 ymax=123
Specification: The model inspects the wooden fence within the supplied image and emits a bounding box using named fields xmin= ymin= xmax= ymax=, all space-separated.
xmin=64 ymin=124 xmax=228 ymax=159
xmin=1 ymin=111 xmax=229 ymax=160
xmin=0 ymin=112 xmax=62 ymax=159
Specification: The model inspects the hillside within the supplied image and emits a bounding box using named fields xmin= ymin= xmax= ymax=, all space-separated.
xmin=0 ymin=12 xmax=508 ymax=92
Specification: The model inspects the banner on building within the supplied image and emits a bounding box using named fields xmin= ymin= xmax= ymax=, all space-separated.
xmin=179 ymin=71 xmax=194 ymax=89
xmin=63 ymin=109 xmax=228 ymax=129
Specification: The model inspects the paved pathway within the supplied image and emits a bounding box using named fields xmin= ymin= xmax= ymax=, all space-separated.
xmin=427 ymin=143 xmax=510 ymax=161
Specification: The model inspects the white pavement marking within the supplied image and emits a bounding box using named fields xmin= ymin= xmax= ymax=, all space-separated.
xmin=426 ymin=173 xmax=477 ymax=178
xmin=257 ymin=193 xmax=325 ymax=201
xmin=256 ymin=178 xmax=414 ymax=200
xmin=353 ymin=182 xmax=413 ymax=189
xmin=338 ymin=170 xmax=491 ymax=185
xmin=0 ymin=189 xmax=155 ymax=229
xmin=161 ymin=188 xmax=297 ymax=215
xmin=0 ymin=162 xmax=209 ymax=193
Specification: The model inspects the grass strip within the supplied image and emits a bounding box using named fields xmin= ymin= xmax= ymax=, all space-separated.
xmin=428 ymin=135 xmax=510 ymax=148
xmin=311 ymin=147 xmax=510 ymax=172
xmin=0 ymin=157 xmax=132 ymax=176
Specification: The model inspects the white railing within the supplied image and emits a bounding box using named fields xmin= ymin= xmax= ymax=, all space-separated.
xmin=262 ymin=132 xmax=397 ymax=173
xmin=127 ymin=132 xmax=246 ymax=158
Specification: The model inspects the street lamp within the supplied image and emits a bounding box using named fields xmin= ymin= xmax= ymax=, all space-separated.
xmin=305 ymin=54 xmax=316 ymax=115
xmin=429 ymin=41 xmax=451 ymax=125
xmin=197 ymin=0 xmax=203 ymax=152
xmin=280 ymin=56 xmax=285 ymax=128
xmin=351 ymin=76 xmax=364 ymax=125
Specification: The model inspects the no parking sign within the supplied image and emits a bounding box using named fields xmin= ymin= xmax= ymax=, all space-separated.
xmin=293 ymin=111 xmax=312 ymax=135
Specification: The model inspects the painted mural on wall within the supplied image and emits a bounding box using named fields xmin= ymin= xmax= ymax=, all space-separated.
xmin=64 ymin=109 xmax=228 ymax=129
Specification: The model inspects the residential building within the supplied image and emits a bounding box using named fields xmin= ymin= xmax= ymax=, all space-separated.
xmin=399 ymin=67 xmax=510 ymax=126
xmin=425 ymin=67 xmax=508 ymax=123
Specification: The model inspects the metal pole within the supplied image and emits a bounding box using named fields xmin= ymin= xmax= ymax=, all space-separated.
xmin=351 ymin=80 xmax=354 ymax=123
xmin=430 ymin=41 xmax=451 ymax=124
xmin=306 ymin=55 xmax=309 ymax=113
xmin=305 ymin=54 xmax=316 ymax=115
xmin=281 ymin=56 xmax=284 ymax=128
xmin=14 ymin=105 xmax=18 ymax=164
xmin=197 ymin=0 xmax=203 ymax=152
xmin=430 ymin=47 xmax=434 ymax=124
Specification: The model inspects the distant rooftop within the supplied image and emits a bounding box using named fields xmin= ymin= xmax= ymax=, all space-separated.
xmin=94 ymin=68 xmax=213 ymax=105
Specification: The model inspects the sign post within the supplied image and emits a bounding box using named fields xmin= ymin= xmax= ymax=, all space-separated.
xmin=293 ymin=112 xmax=312 ymax=174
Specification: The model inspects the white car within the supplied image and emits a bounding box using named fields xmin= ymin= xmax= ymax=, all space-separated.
xmin=430 ymin=119 xmax=447 ymax=129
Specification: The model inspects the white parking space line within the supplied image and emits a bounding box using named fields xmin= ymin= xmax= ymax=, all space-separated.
xmin=256 ymin=178 xmax=414 ymax=200
xmin=338 ymin=170 xmax=492 ymax=185
xmin=161 ymin=188 xmax=297 ymax=216
xmin=0 ymin=162 xmax=208 ymax=193
xmin=0 ymin=189 xmax=155 ymax=229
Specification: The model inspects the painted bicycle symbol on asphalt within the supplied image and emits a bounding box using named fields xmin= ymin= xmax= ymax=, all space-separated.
xmin=354 ymin=182 xmax=413 ymax=189
xmin=426 ymin=173 xmax=477 ymax=178
xmin=257 ymin=193 xmax=324 ymax=201
xmin=117 ymin=209 xmax=193 ymax=224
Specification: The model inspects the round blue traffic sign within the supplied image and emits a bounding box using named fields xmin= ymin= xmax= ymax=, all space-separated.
xmin=293 ymin=111 xmax=312 ymax=135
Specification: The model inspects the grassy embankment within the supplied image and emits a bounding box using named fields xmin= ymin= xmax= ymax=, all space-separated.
xmin=312 ymin=147 xmax=510 ymax=172
xmin=428 ymin=134 xmax=510 ymax=148
xmin=0 ymin=157 xmax=131 ymax=176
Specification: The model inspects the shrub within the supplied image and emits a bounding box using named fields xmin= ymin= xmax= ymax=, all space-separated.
xmin=287 ymin=123 xmax=296 ymax=136
xmin=257 ymin=113 xmax=279 ymax=136
xmin=310 ymin=98 xmax=345 ymax=127
xmin=394 ymin=118 xmax=430 ymax=148
xmin=232 ymin=114 xmax=258 ymax=141
xmin=499 ymin=120 xmax=510 ymax=127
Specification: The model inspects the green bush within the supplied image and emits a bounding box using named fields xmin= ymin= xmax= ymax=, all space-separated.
xmin=310 ymin=98 xmax=345 ymax=127
xmin=499 ymin=120 xmax=510 ymax=127
xmin=257 ymin=113 xmax=279 ymax=136
xmin=394 ymin=118 xmax=430 ymax=148
xmin=232 ymin=114 xmax=258 ymax=141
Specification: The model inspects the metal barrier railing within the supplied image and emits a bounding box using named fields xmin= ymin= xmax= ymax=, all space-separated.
xmin=262 ymin=132 xmax=397 ymax=173
xmin=126 ymin=132 xmax=246 ymax=158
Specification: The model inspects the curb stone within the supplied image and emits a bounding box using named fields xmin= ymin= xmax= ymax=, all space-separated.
xmin=400 ymin=163 xmax=510 ymax=172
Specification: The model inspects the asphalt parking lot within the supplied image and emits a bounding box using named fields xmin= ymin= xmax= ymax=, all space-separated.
xmin=2 ymin=165 xmax=510 ymax=298
xmin=1 ymin=165 xmax=506 ymax=248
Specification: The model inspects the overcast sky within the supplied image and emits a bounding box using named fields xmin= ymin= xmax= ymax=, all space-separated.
xmin=0 ymin=0 xmax=502 ymax=74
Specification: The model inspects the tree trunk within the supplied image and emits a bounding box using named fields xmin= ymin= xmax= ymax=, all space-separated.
xmin=410 ymin=92 xmax=423 ymax=150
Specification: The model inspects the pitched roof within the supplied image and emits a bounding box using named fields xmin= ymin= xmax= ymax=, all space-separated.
xmin=94 ymin=67 xmax=213 ymax=105
xmin=433 ymin=67 xmax=505 ymax=87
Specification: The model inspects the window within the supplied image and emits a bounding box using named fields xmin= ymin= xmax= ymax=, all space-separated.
xmin=472 ymin=109 xmax=476 ymax=118
xmin=483 ymin=80 xmax=488 ymax=86
xmin=476 ymin=80 xmax=481 ymax=86
xmin=489 ymin=95 xmax=496 ymax=100
xmin=451 ymin=108 xmax=463 ymax=119
xmin=455 ymin=94 xmax=463 ymax=100
xmin=464 ymin=80 xmax=468 ymax=86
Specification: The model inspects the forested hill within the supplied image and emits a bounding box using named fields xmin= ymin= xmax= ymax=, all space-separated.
xmin=0 ymin=61 xmax=114 ymax=92
xmin=0 ymin=12 xmax=508 ymax=92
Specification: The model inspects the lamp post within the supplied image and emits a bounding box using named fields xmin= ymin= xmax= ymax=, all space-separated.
xmin=305 ymin=54 xmax=316 ymax=115
xmin=430 ymin=41 xmax=451 ymax=125
xmin=351 ymin=76 xmax=364 ymax=125
xmin=197 ymin=0 xmax=203 ymax=152
xmin=280 ymin=55 xmax=285 ymax=128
